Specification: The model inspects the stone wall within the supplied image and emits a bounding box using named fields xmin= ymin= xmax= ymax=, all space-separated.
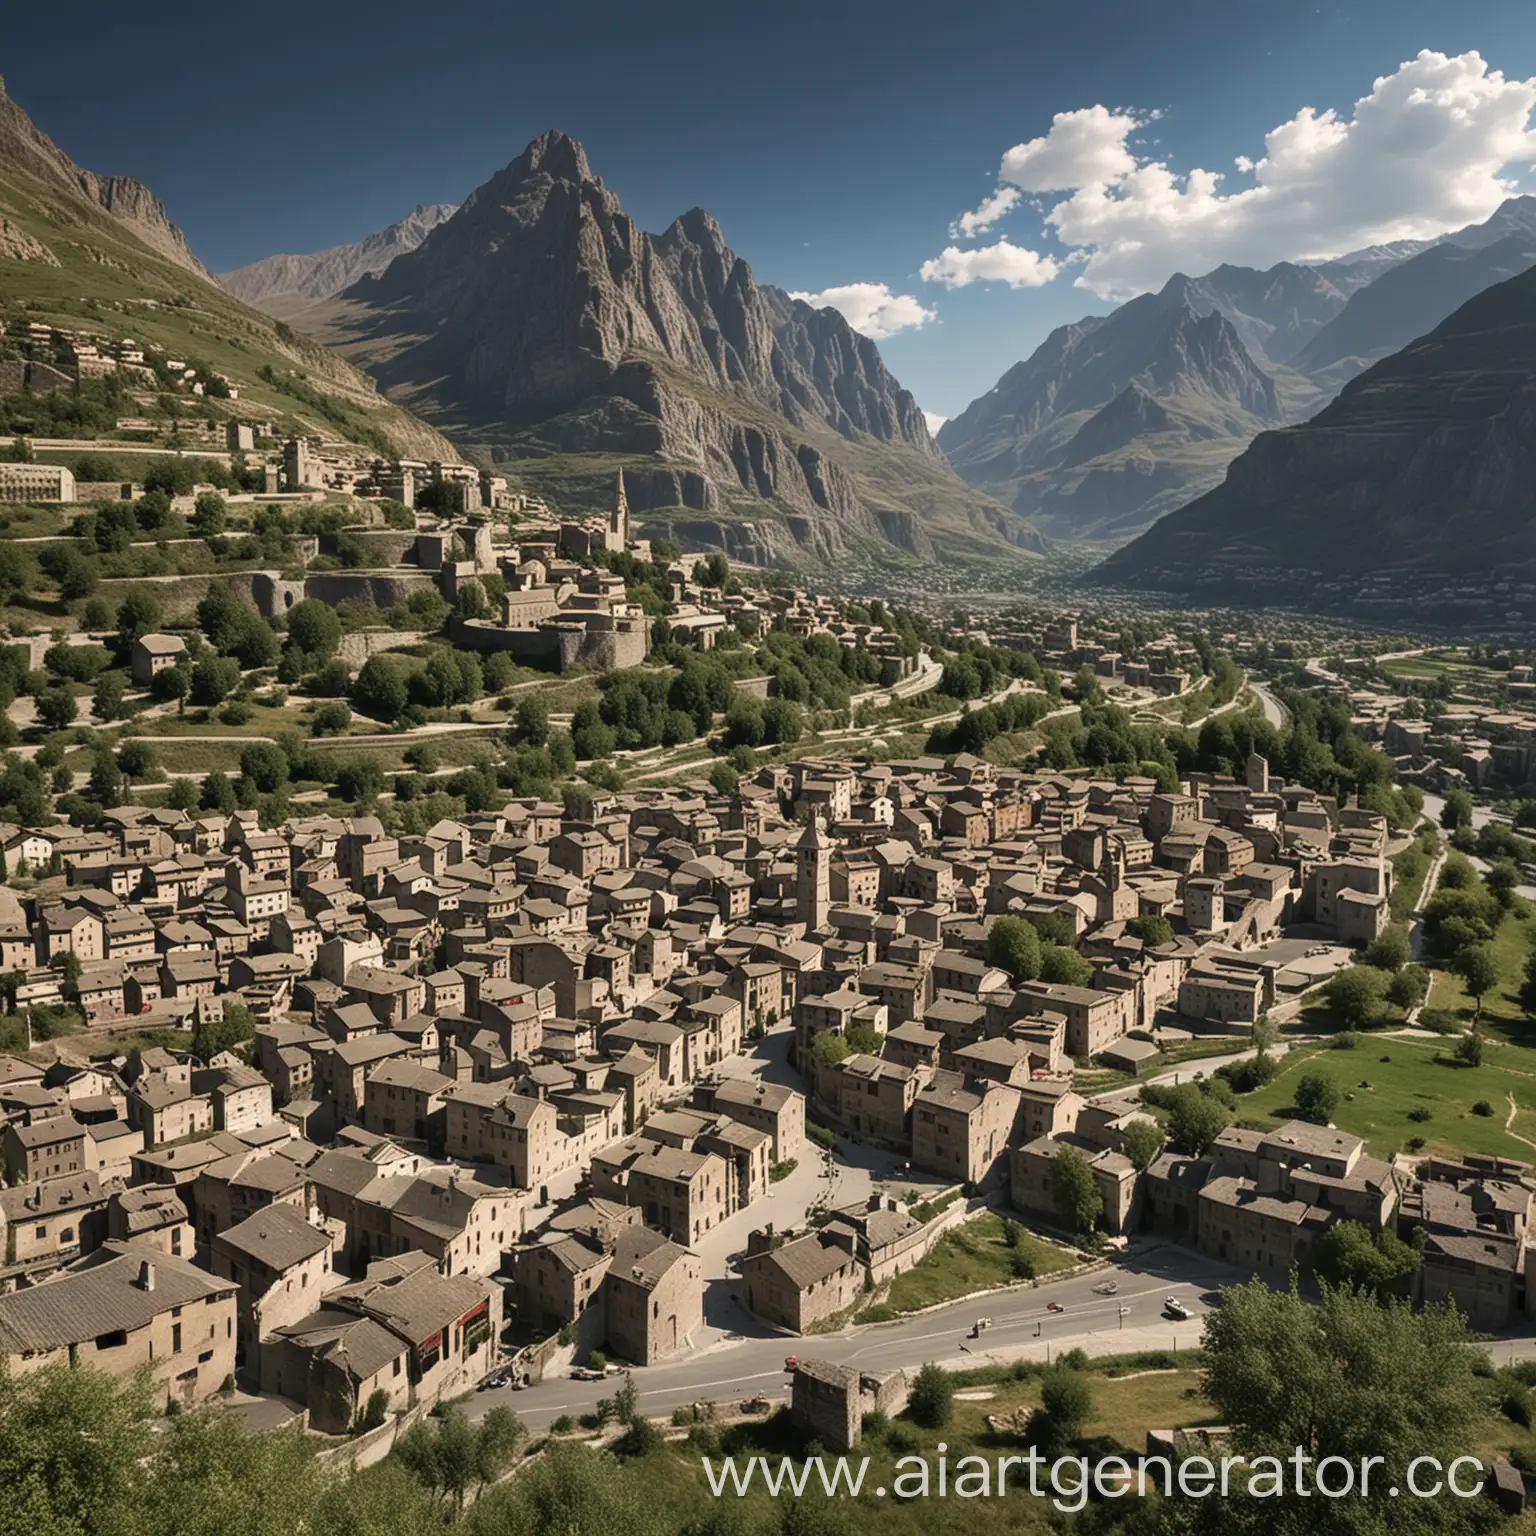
xmin=335 ymin=629 xmax=430 ymax=668
xmin=302 ymin=571 xmax=439 ymax=611
xmin=319 ymin=530 xmax=419 ymax=568
xmin=453 ymin=617 xmax=647 ymax=675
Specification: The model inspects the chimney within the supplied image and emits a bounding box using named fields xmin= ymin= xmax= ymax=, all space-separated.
xmin=137 ymin=1260 xmax=155 ymax=1292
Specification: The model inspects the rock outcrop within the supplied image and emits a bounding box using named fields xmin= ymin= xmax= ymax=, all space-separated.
xmin=218 ymin=204 xmax=458 ymax=304
xmin=304 ymin=130 xmax=1032 ymax=564
xmin=0 ymin=77 xmax=207 ymax=278
xmin=938 ymin=298 xmax=1291 ymax=539
xmin=1091 ymin=263 xmax=1536 ymax=608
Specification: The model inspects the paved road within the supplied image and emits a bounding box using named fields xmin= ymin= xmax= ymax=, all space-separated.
xmin=1249 ymin=680 xmax=1290 ymax=731
xmin=469 ymin=1242 xmax=1245 ymax=1431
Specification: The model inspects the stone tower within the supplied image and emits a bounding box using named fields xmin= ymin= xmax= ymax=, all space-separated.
xmin=608 ymin=470 xmax=629 ymax=550
xmin=795 ymin=816 xmax=832 ymax=932
xmin=1184 ymin=876 xmax=1225 ymax=932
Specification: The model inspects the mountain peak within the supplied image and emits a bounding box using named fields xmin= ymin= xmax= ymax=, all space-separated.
xmin=511 ymin=129 xmax=592 ymax=186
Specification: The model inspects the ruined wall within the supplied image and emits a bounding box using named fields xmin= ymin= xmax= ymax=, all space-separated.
xmin=335 ymin=629 xmax=430 ymax=668
xmin=301 ymin=571 xmax=439 ymax=610
xmin=319 ymin=530 xmax=420 ymax=568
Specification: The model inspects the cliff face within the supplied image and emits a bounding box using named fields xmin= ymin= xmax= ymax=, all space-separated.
xmin=937 ymin=297 xmax=1288 ymax=539
xmin=217 ymin=204 xmax=458 ymax=304
xmin=1091 ymin=263 xmax=1536 ymax=604
xmin=308 ymin=131 xmax=1029 ymax=565
xmin=0 ymin=80 xmax=458 ymax=466
xmin=1292 ymin=234 xmax=1536 ymax=388
xmin=0 ymin=78 xmax=208 ymax=278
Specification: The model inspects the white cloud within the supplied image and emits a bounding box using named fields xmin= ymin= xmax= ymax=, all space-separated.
xmin=927 ymin=50 xmax=1536 ymax=301
xmin=920 ymin=239 xmax=1061 ymax=290
xmin=1063 ymin=52 xmax=1535 ymax=297
xmin=922 ymin=411 xmax=948 ymax=436
xmin=951 ymin=185 xmax=1021 ymax=237
xmin=999 ymin=105 xmax=1142 ymax=191
xmin=789 ymin=281 xmax=934 ymax=339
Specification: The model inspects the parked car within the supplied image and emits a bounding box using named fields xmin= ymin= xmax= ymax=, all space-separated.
xmin=1164 ymin=1297 xmax=1191 ymax=1320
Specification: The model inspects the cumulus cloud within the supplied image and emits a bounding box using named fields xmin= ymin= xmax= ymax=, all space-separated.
xmin=999 ymin=105 xmax=1142 ymax=191
xmin=929 ymin=50 xmax=1536 ymax=300
xmin=788 ymin=281 xmax=934 ymax=339
xmin=920 ymin=239 xmax=1061 ymax=290
xmin=922 ymin=411 xmax=948 ymax=436
xmin=951 ymin=185 xmax=1022 ymax=237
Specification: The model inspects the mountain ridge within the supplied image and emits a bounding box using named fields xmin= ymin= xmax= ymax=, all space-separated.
xmin=1089 ymin=262 xmax=1536 ymax=607
xmin=939 ymin=194 xmax=1536 ymax=542
xmin=0 ymin=81 xmax=456 ymax=465
xmin=217 ymin=204 xmax=458 ymax=305
xmin=0 ymin=77 xmax=208 ymax=277
xmin=292 ymin=130 xmax=1036 ymax=565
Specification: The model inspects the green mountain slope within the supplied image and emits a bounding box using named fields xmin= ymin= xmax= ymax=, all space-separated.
xmin=0 ymin=81 xmax=456 ymax=464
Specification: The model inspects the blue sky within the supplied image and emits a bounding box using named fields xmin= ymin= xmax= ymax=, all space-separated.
xmin=7 ymin=0 xmax=1536 ymax=418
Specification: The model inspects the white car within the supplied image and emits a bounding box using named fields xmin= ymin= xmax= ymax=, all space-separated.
xmin=1164 ymin=1297 xmax=1191 ymax=1321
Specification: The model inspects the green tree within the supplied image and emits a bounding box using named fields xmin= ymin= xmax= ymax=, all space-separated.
xmin=1440 ymin=788 xmax=1475 ymax=831
xmin=1325 ymin=965 xmax=1390 ymax=1029
xmin=1051 ymin=1145 xmax=1103 ymax=1235
xmin=1311 ymin=1219 xmax=1421 ymax=1301
xmin=1039 ymin=943 xmax=1093 ymax=987
xmin=1293 ymin=1069 xmax=1340 ymax=1124
xmin=36 ymin=687 xmax=78 ymax=733
xmin=190 ymin=655 xmax=240 ymax=708
xmin=1035 ymin=1367 xmax=1093 ymax=1454
xmin=312 ymin=700 xmax=352 ymax=736
xmin=708 ymin=761 xmax=738 ymax=796
xmin=239 ymin=742 xmax=289 ymax=794
xmin=1165 ymin=1083 xmax=1232 ymax=1157
xmin=1454 ymin=943 xmax=1500 ymax=1021
xmin=286 ymin=598 xmax=343 ymax=661
xmin=1125 ymin=913 xmax=1174 ymax=947
xmin=1388 ymin=963 xmax=1431 ymax=1010
xmin=189 ymin=491 xmax=226 ymax=538
xmin=1195 ymin=1279 xmax=1495 ymax=1536
xmin=190 ymin=999 xmax=255 ymax=1062
xmin=92 ymin=671 xmax=126 ymax=724
xmin=116 ymin=590 xmax=162 ymax=647
xmin=513 ymin=696 xmax=549 ymax=747
xmin=352 ymin=655 xmax=409 ymax=722
xmin=1363 ymin=925 xmax=1412 ymax=972
xmin=906 ymin=1363 xmax=952 ymax=1429
xmin=1119 ymin=1117 xmax=1167 ymax=1173
xmin=985 ymin=915 xmax=1042 ymax=985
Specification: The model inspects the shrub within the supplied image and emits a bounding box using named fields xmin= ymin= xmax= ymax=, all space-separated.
xmin=1472 ymin=1100 xmax=1494 ymax=1117
xmin=907 ymin=1363 xmax=953 ymax=1429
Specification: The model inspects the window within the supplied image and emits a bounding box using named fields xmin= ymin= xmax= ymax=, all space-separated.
xmin=171 ymin=1323 xmax=182 ymax=1354
xmin=96 ymin=1330 xmax=128 ymax=1350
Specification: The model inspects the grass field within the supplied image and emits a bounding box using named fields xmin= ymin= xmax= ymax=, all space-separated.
xmin=857 ymin=1214 xmax=1078 ymax=1321
xmin=1232 ymin=1034 xmax=1536 ymax=1162
xmin=1427 ymin=910 xmax=1536 ymax=1046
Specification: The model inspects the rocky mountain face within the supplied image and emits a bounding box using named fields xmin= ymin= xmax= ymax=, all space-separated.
xmin=1293 ymin=233 xmax=1536 ymax=388
xmin=218 ymin=204 xmax=458 ymax=304
xmin=937 ymin=294 xmax=1290 ymax=539
xmin=1090 ymin=263 xmax=1536 ymax=614
xmin=0 ymin=83 xmax=456 ymax=465
xmin=941 ymin=195 xmax=1536 ymax=543
xmin=302 ymin=131 xmax=1034 ymax=565
xmin=0 ymin=77 xmax=208 ymax=277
